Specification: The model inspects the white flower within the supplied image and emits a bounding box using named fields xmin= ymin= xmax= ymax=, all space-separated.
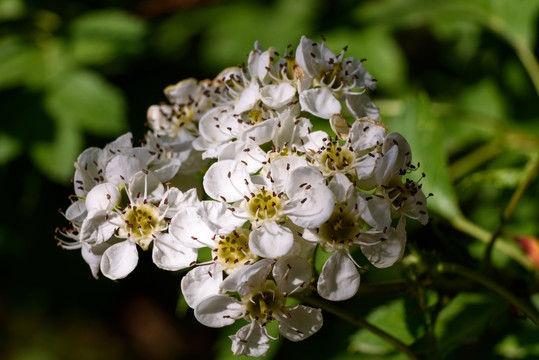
xmin=194 ymin=257 xmax=322 ymax=357
xmin=301 ymin=117 xmax=387 ymax=201
xmin=79 ymin=170 xmax=198 ymax=279
xmin=295 ymin=36 xmax=379 ymax=120
xmin=374 ymin=132 xmax=429 ymax=225
xmin=202 ymin=159 xmax=334 ymax=259
xmin=302 ymin=193 xmax=406 ymax=301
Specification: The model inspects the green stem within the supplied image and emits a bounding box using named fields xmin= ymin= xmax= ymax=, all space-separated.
xmin=484 ymin=153 xmax=539 ymax=267
xmin=450 ymin=216 xmax=533 ymax=270
xmin=296 ymin=294 xmax=419 ymax=360
xmin=437 ymin=262 xmax=539 ymax=325
xmin=494 ymin=28 xmax=539 ymax=96
xmin=450 ymin=141 xmax=503 ymax=181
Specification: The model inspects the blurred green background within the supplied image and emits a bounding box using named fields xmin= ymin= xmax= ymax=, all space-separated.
xmin=1 ymin=0 xmax=538 ymax=359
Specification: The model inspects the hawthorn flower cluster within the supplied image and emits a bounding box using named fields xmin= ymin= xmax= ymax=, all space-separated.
xmin=57 ymin=35 xmax=428 ymax=357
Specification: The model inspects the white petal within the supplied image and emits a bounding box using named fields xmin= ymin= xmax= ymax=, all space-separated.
xmin=152 ymin=233 xmax=198 ymax=271
xmin=240 ymin=118 xmax=277 ymax=145
xmin=151 ymin=158 xmax=183 ymax=183
xmin=128 ymin=170 xmax=164 ymax=203
xmin=328 ymin=173 xmax=353 ymax=203
xmin=181 ymin=264 xmax=223 ymax=308
xmin=349 ymin=117 xmax=387 ymax=152
xmin=299 ymin=88 xmax=341 ymax=119
xmin=345 ymin=93 xmax=380 ymax=120
xmin=164 ymin=78 xmax=198 ymax=102
xmin=104 ymin=132 xmax=133 ymax=153
xmin=249 ymin=222 xmax=294 ymax=259
xmin=203 ymin=160 xmax=251 ymax=202
xmin=85 ymin=183 xmax=120 ymax=212
xmin=273 ymin=256 xmax=312 ymax=295
xmin=267 ymin=156 xmax=311 ymax=194
xmin=357 ymin=193 xmax=392 ymax=229
xmin=295 ymin=36 xmax=334 ymax=78
xmin=159 ymin=187 xmax=198 ymax=215
xmin=100 ymin=240 xmax=139 ymax=280
xmin=218 ymin=141 xmax=267 ymax=174
xmin=65 ymin=199 xmax=87 ymax=223
xmin=221 ymin=259 xmax=274 ymax=296
xmin=272 ymin=110 xmax=311 ymax=150
xmin=81 ymin=242 xmax=104 ymax=279
xmin=230 ymin=323 xmax=271 ymax=358
xmin=80 ymin=210 xmax=117 ymax=244
xmin=330 ymin=113 xmax=351 ymax=140
xmin=278 ymin=305 xmax=323 ymax=341
xmin=196 ymin=200 xmax=245 ymax=234
xmin=360 ymin=216 xmax=407 ymax=268
xmin=198 ymin=106 xmax=239 ymax=144
xmin=105 ymin=154 xmax=145 ymax=185
xmin=260 ymin=83 xmax=296 ymax=108
xmin=169 ymin=206 xmax=215 ymax=248
xmin=285 ymin=166 xmax=335 ymax=229
xmin=317 ymin=252 xmax=360 ymax=301
xmin=194 ymin=295 xmax=244 ymax=328
xmin=234 ymin=81 xmax=260 ymax=114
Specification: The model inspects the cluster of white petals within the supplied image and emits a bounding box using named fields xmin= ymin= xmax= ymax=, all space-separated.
xmin=58 ymin=35 xmax=428 ymax=357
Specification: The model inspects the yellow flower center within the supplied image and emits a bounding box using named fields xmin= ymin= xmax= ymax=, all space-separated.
xmin=243 ymin=280 xmax=285 ymax=322
xmin=317 ymin=142 xmax=355 ymax=175
xmin=122 ymin=202 xmax=165 ymax=250
xmin=214 ymin=228 xmax=258 ymax=274
xmin=246 ymin=189 xmax=283 ymax=222
xmin=319 ymin=204 xmax=362 ymax=253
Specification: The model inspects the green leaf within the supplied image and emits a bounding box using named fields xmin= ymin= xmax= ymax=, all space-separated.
xmin=30 ymin=122 xmax=82 ymax=183
xmin=0 ymin=37 xmax=43 ymax=90
xmin=0 ymin=0 xmax=26 ymax=21
xmin=349 ymin=298 xmax=418 ymax=356
xmin=68 ymin=9 xmax=147 ymax=66
xmin=458 ymin=79 xmax=507 ymax=121
xmin=495 ymin=328 xmax=539 ymax=359
xmin=0 ymin=132 xmax=22 ymax=165
xmin=434 ymin=292 xmax=504 ymax=353
xmin=386 ymin=94 xmax=462 ymax=221
xmin=314 ymin=245 xmax=331 ymax=275
xmin=325 ymin=27 xmax=407 ymax=94
xmin=44 ymin=70 xmax=127 ymax=136
xmin=200 ymin=0 xmax=317 ymax=73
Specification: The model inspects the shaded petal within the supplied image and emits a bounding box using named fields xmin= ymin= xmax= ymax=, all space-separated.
xmin=100 ymin=240 xmax=139 ymax=280
xmin=80 ymin=210 xmax=117 ymax=244
xmin=360 ymin=216 xmax=407 ymax=268
xmin=317 ymin=251 xmax=360 ymax=301
xmin=65 ymin=199 xmax=86 ymax=223
xmin=278 ymin=305 xmax=323 ymax=341
xmin=273 ymin=255 xmax=312 ymax=295
xmin=328 ymin=173 xmax=353 ymax=203
xmin=345 ymin=93 xmax=380 ymax=120
xmin=230 ymin=322 xmax=270 ymax=358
